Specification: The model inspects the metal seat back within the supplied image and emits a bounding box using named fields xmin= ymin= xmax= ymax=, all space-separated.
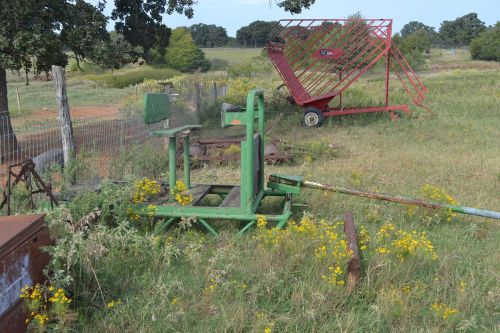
xmin=143 ymin=93 xmax=171 ymax=125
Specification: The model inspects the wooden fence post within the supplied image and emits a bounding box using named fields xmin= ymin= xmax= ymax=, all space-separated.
xmin=194 ymin=82 xmax=201 ymax=124
xmin=212 ymin=81 xmax=217 ymax=105
xmin=52 ymin=65 xmax=74 ymax=165
xmin=15 ymin=88 xmax=21 ymax=113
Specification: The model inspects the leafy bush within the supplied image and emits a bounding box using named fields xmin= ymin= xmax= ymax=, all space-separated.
xmin=470 ymin=23 xmax=500 ymax=62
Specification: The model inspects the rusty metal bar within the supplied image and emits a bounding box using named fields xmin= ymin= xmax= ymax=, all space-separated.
xmin=302 ymin=180 xmax=500 ymax=220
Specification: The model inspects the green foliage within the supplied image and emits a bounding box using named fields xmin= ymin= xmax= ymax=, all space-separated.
xmin=68 ymin=181 xmax=132 ymax=223
xmin=438 ymin=13 xmax=486 ymax=45
xmin=91 ymin=35 xmax=139 ymax=71
xmin=236 ymin=21 xmax=276 ymax=47
xmin=108 ymin=143 xmax=168 ymax=180
xmin=225 ymin=78 xmax=257 ymax=104
xmin=401 ymin=21 xmax=437 ymax=41
xmin=81 ymin=65 xmax=179 ymax=88
xmin=164 ymin=28 xmax=210 ymax=73
xmin=209 ymin=58 xmax=230 ymax=71
xmin=470 ymin=23 xmax=500 ymax=62
xmin=394 ymin=30 xmax=431 ymax=70
xmin=110 ymin=0 xmax=193 ymax=64
xmin=188 ymin=23 xmax=229 ymax=48
xmin=0 ymin=0 xmax=108 ymax=75
xmin=276 ymin=0 xmax=316 ymax=13
xmin=227 ymin=57 xmax=273 ymax=79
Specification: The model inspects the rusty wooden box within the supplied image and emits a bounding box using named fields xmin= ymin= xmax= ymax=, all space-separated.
xmin=0 ymin=215 xmax=52 ymax=333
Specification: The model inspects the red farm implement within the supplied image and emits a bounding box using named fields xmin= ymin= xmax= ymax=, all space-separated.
xmin=267 ymin=19 xmax=428 ymax=126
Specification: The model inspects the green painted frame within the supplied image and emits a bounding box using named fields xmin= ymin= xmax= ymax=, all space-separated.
xmin=136 ymin=90 xmax=300 ymax=235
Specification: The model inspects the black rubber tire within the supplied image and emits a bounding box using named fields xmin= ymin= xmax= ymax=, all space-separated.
xmin=302 ymin=107 xmax=325 ymax=127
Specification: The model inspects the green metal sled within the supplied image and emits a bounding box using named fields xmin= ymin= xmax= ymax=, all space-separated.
xmin=136 ymin=90 xmax=301 ymax=235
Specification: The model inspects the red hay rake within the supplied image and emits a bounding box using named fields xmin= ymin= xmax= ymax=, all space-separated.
xmin=267 ymin=19 xmax=428 ymax=126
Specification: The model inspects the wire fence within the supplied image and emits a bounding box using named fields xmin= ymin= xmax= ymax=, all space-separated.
xmin=0 ymin=80 xmax=227 ymax=189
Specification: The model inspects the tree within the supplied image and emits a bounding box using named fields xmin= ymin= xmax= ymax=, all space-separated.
xmin=189 ymin=24 xmax=229 ymax=48
xmin=276 ymin=0 xmax=316 ymax=13
xmin=92 ymin=33 xmax=139 ymax=71
xmin=439 ymin=13 xmax=486 ymax=45
xmin=401 ymin=21 xmax=437 ymax=42
xmin=236 ymin=21 xmax=276 ymax=47
xmin=470 ymin=22 xmax=500 ymax=62
xmin=0 ymin=0 xmax=109 ymax=163
xmin=400 ymin=30 xmax=432 ymax=54
xmin=164 ymin=28 xmax=210 ymax=73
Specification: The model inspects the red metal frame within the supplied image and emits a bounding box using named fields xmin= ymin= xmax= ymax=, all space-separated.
xmin=267 ymin=19 xmax=428 ymax=118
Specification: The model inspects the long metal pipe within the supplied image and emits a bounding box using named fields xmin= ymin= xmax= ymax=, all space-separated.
xmin=301 ymin=180 xmax=500 ymax=220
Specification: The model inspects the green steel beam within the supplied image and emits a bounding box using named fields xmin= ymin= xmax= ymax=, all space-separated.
xmin=168 ymin=136 xmax=177 ymax=201
xmin=198 ymin=219 xmax=219 ymax=236
xmin=183 ymin=135 xmax=190 ymax=188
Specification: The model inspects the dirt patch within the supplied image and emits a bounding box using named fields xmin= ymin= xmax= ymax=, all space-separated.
xmin=28 ymin=105 xmax=121 ymax=120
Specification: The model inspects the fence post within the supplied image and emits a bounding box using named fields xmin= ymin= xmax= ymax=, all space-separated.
xmin=52 ymin=65 xmax=75 ymax=165
xmin=212 ymin=81 xmax=217 ymax=105
xmin=15 ymin=88 xmax=21 ymax=113
xmin=194 ymin=82 xmax=201 ymax=124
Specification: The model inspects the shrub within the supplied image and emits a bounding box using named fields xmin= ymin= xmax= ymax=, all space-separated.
xmin=470 ymin=23 xmax=500 ymax=62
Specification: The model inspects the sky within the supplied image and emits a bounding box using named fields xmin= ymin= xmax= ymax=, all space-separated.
xmin=93 ymin=0 xmax=500 ymax=37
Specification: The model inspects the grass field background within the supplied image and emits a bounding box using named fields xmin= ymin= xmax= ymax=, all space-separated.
xmin=5 ymin=48 xmax=500 ymax=332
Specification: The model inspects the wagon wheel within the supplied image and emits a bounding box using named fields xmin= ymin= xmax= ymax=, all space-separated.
xmin=302 ymin=107 xmax=325 ymax=127
xmin=273 ymin=83 xmax=296 ymax=105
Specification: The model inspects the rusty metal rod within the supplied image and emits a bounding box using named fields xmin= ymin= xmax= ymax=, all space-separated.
xmin=302 ymin=180 xmax=500 ymax=220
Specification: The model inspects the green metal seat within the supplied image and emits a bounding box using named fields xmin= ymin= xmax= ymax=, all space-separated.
xmin=150 ymin=125 xmax=201 ymax=137
xmin=143 ymin=93 xmax=201 ymax=192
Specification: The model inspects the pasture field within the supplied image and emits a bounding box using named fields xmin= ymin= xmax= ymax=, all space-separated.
xmin=6 ymin=48 xmax=500 ymax=332
xmin=202 ymin=47 xmax=263 ymax=63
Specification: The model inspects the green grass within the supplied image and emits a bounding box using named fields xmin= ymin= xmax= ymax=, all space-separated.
xmin=202 ymin=47 xmax=263 ymax=64
xmin=10 ymin=49 xmax=500 ymax=332
xmin=6 ymin=79 xmax=133 ymax=116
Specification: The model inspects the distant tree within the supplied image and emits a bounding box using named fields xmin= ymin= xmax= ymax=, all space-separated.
xmin=470 ymin=22 xmax=500 ymax=62
xmin=188 ymin=24 xmax=229 ymax=48
xmin=276 ymin=0 xmax=316 ymax=13
xmin=92 ymin=33 xmax=139 ymax=71
xmin=165 ymin=28 xmax=210 ymax=73
xmin=225 ymin=37 xmax=240 ymax=47
xmin=236 ymin=21 xmax=276 ymax=47
xmin=401 ymin=21 xmax=437 ymax=42
xmin=439 ymin=13 xmax=486 ymax=45
xmin=400 ymin=29 xmax=432 ymax=54
xmin=0 ymin=0 xmax=111 ymax=163
xmin=392 ymin=30 xmax=429 ymax=70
